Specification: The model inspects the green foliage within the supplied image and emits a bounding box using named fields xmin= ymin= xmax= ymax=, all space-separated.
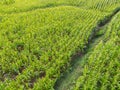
xmin=74 ymin=12 xmax=120 ymax=90
xmin=0 ymin=0 xmax=120 ymax=90
xmin=0 ymin=0 xmax=15 ymax=5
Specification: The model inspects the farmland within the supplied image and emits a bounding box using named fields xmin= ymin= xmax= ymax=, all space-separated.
xmin=0 ymin=0 xmax=120 ymax=90
xmin=74 ymin=11 xmax=120 ymax=90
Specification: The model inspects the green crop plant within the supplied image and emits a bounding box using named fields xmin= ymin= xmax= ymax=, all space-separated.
xmin=0 ymin=0 xmax=120 ymax=90
xmin=74 ymin=12 xmax=120 ymax=90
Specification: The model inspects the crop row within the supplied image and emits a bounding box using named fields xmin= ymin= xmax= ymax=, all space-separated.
xmin=74 ymin=12 xmax=120 ymax=90
xmin=0 ymin=0 xmax=119 ymax=14
xmin=0 ymin=6 xmax=108 ymax=90
xmin=0 ymin=0 xmax=120 ymax=90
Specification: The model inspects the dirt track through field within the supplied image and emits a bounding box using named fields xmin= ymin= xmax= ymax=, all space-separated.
xmin=54 ymin=7 xmax=120 ymax=90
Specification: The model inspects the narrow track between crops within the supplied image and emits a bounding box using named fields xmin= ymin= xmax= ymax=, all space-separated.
xmin=54 ymin=8 xmax=120 ymax=90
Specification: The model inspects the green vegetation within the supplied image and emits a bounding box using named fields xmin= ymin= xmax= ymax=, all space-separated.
xmin=54 ymin=19 xmax=107 ymax=90
xmin=0 ymin=0 xmax=120 ymax=14
xmin=74 ymin=12 xmax=120 ymax=90
xmin=0 ymin=0 xmax=120 ymax=90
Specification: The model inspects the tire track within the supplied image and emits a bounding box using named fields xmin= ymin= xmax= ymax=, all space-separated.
xmin=54 ymin=7 xmax=120 ymax=90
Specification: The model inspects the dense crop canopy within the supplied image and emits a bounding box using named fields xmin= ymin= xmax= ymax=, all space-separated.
xmin=0 ymin=0 xmax=120 ymax=90
xmin=74 ymin=12 xmax=120 ymax=90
